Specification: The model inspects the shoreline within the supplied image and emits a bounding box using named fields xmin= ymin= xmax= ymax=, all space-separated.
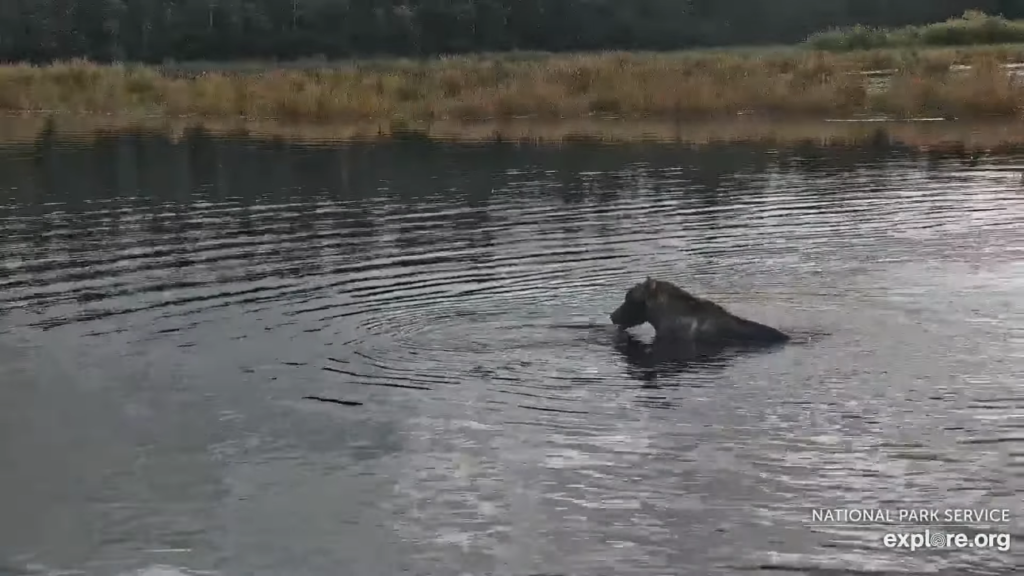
xmin=8 ymin=113 xmax=1024 ymax=151
xmin=4 ymin=46 xmax=1024 ymax=125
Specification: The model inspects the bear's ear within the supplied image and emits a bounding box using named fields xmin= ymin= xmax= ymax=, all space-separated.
xmin=644 ymin=277 xmax=658 ymax=290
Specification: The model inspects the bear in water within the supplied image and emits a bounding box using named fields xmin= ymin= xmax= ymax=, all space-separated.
xmin=609 ymin=277 xmax=790 ymax=345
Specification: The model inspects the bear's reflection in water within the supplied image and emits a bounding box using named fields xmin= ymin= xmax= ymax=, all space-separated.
xmin=611 ymin=328 xmax=786 ymax=386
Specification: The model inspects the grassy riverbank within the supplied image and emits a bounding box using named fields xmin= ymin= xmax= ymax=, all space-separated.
xmin=4 ymin=44 xmax=1024 ymax=122
xmin=10 ymin=114 xmax=1024 ymax=153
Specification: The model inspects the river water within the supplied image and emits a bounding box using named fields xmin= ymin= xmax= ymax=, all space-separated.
xmin=0 ymin=129 xmax=1021 ymax=576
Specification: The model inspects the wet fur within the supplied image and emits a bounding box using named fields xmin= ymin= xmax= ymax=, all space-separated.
xmin=610 ymin=277 xmax=790 ymax=344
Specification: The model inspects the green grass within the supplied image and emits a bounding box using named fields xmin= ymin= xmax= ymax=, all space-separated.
xmin=807 ymin=10 xmax=1024 ymax=51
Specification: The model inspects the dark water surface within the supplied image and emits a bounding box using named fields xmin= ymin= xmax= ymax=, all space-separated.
xmin=0 ymin=130 xmax=1022 ymax=576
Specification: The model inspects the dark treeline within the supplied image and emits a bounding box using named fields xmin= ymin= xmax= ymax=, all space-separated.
xmin=3 ymin=0 xmax=1024 ymax=63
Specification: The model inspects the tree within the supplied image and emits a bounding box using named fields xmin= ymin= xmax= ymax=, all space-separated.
xmin=0 ymin=0 xmax=1012 ymax=63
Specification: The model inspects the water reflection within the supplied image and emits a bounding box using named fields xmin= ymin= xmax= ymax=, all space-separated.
xmin=0 ymin=128 xmax=1021 ymax=576
xmin=610 ymin=328 xmax=798 ymax=388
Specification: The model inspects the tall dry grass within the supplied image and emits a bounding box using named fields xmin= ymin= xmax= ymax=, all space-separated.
xmin=2 ymin=46 xmax=1024 ymax=122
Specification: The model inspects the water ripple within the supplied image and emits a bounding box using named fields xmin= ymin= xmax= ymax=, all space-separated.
xmin=0 ymin=136 xmax=1021 ymax=575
